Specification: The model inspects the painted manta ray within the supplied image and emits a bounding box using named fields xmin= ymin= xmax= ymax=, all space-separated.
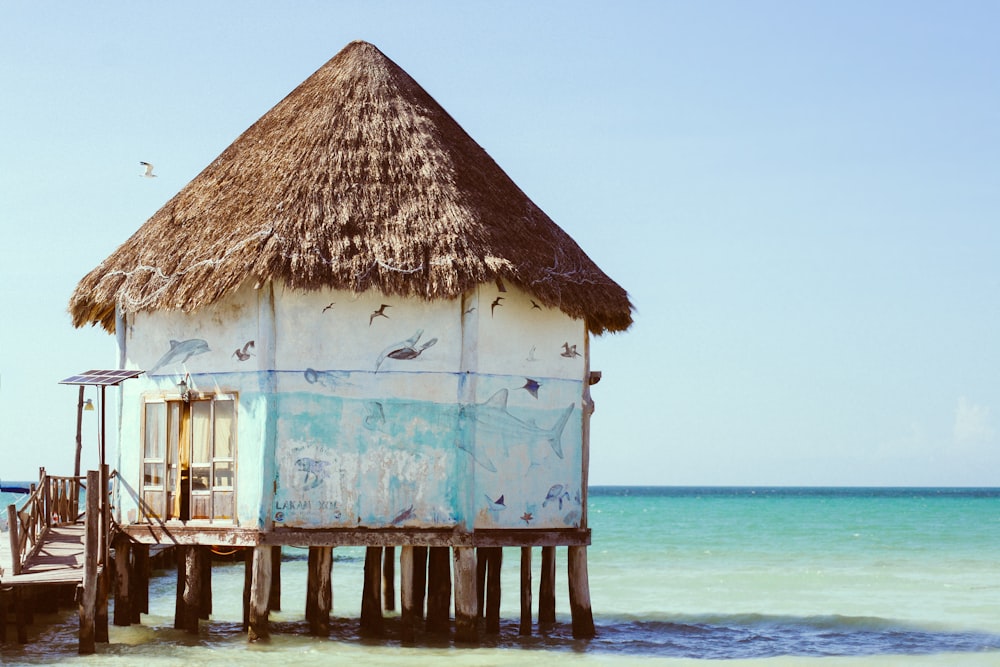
xmin=149 ymin=338 xmax=210 ymax=374
xmin=457 ymin=389 xmax=574 ymax=471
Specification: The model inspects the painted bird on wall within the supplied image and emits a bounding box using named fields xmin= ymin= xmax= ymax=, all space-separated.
xmin=369 ymin=303 xmax=391 ymax=325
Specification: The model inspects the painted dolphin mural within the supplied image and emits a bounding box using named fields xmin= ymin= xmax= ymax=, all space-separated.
xmin=149 ymin=338 xmax=210 ymax=374
xmin=457 ymin=389 xmax=574 ymax=471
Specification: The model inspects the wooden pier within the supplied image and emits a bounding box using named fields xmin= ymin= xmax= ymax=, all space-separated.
xmin=1 ymin=468 xmax=113 ymax=652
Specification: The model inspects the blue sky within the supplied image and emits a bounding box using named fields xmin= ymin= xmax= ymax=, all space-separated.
xmin=1 ymin=2 xmax=998 ymax=485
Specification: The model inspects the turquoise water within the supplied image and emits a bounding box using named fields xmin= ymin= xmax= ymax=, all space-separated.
xmin=2 ymin=486 xmax=1000 ymax=665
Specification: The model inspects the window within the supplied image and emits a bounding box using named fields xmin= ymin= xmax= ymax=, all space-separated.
xmin=140 ymin=394 xmax=236 ymax=523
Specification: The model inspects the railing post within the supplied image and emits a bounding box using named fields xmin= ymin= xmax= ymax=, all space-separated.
xmin=42 ymin=468 xmax=51 ymax=530
xmin=6 ymin=505 xmax=19 ymax=576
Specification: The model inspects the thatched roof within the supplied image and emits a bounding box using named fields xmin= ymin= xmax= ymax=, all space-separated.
xmin=69 ymin=40 xmax=633 ymax=335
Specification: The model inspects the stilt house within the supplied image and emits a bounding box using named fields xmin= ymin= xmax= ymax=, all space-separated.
xmin=68 ymin=40 xmax=632 ymax=640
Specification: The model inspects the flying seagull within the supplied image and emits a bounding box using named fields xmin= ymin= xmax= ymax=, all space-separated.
xmin=139 ymin=161 xmax=157 ymax=178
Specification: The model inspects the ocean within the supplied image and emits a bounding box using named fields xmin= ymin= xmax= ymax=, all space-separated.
xmin=2 ymin=486 xmax=999 ymax=666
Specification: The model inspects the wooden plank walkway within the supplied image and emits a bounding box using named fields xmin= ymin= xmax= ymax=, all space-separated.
xmin=0 ymin=524 xmax=88 ymax=587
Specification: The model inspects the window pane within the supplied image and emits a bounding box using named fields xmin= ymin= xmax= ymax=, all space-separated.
xmin=214 ymin=400 xmax=234 ymax=458
xmin=191 ymin=495 xmax=210 ymax=521
xmin=143 ymin=490 xmax=164 ymax=519
xmin=167 ymin=402 xmax=180 ymax=466
xmin=190 ymin=467 xmax=210 ymax=491
xmin=144 ymin=403 xmax=165 ymax=458
xmin=191 ymin=401 xmax=211 ymax=464
xmin=144 ymin=463 xmax=164 ymax=487
xmin=213 ymin=491 xmax=233 ymax=520
xmin=213 ymin=461 xmax=234 ymax=488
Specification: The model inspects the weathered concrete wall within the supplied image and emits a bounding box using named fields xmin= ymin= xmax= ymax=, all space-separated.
xmin=115 ymin=281 xmax=587 ymax=533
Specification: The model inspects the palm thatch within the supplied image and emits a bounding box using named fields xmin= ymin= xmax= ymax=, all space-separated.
xmin=69 ymin=40 xmax=633 ymax=335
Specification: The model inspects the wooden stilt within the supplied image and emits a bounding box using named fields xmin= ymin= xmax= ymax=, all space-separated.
xmin=382 ymin=546 xmax=396 ymax=612
xmin=452 ymin=546 xmax=478 ymax=644
xmin=519 ymin=546 xmax=532 ymax=635
xmin=425 ymin=546 xmax=451 ymax=635
xmin=485 ymin=547 xmax=502 ymax=634
xmin=200 ymin=547 xmax=212 ymax=620
xmin=305 ymin=547 xmax=317 ymax=627
xmin=567 ymin=545 xmax=595 ymax=639
xmin=476 ymin=547 xmax=487 ymax=619
xmin=242 ymin=548 xmax=252 ymax=632
xmin=413 ymin=546 xmax=427 ymax=621
xmin=174 ymin=547 xmax=187 ymax=630
xmin=113 ymin=534 xmax=131 ymax=626
xmin=268 ymin=545 xmax=282 ymax=612
xmin=248 ymin=545 xmax=272 ymax=642
xmin=360 ymin=546 xmax=384 ymax=637
xmin=399 ymin=545 xmax=416 ymax=643
xmin=78 ymin=469 xmax=99 ymax=654
xmin=306 ymin=546 xmax=333 ymax=636
xmin=96 ymin=570 xmax=109 ymax=642
xmin=539 ymin=545 xmax=556 ymax=627
xmin=179 ymin=545 xmax=203 ymax=633
xmin=133 ymin=543 xmax=149 ymax=622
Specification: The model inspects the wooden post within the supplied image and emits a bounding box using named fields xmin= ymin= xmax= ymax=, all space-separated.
xmin=242 ymin=548 xmax=252 ymax=632
xmin=399 ymin=545 xmax=416 ymax=643
xmin=78 ymin=469 xmax=99 ymax=654
xmin=475 ymin=547 xmax=487 ymax=619
xmin=567 ymin=545 xmax=595 ymax=639
xmin=248 ymin=545 xmax=272 ymax=642
xmin=539 ymin=546 xmax=556 ymax=627
xmin=269 ymin=545 xmax=282 ymax=611
xmin=175 ymin=545 xmax=202 ymax=633
xmin=96 ymin=569 xmax=109 ymax=642
xmin=413 ymin=546 xmax=427 ymax=621
xmin=6 ymin=505 xmax=19 ymax=576
xmin=113 ymin=534 xmax=131 ymax=626
xmin=42 ymin=468 xmax=51 ymax=530
xmin=382 ymin=545 xmax=396 ymax=612
xmin=519 ymin=547 xmax=532 ymax=635
xmin=132 ymin=543 xmax=149 ymax=622
xmin=360 ymin=546 xmax=383 ymax=637
xmin=200 ymin=547 xmax=212 ymax=620
xmin=306 ymin=546 xmax=333 ymax=637
xmin=452 ymin=546 xmax=478 ymax=644
xmin=484 ymin=547 xmax=502 ymax=634
xmin=425 ymin=546 xmax=451 ymax=635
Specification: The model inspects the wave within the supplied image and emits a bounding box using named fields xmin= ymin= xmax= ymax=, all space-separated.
xmin=581 ymin=613 xmax=1000 ymax=659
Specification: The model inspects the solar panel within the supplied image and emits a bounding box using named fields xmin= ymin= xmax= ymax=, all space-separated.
xmin=59 ymin=369 xmax=144 ymax=386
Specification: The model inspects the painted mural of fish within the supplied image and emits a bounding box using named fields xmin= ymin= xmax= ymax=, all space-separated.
xmin=149 ymin=338 xmax=210 ymax=374
xmin=294 ymin=457 xmax=331 ymax=490
xmin=461 ymin=389 xmax=573 ymax=460
xmin=543 ymin=484 xmax=571 ymax=510
xmin=392 ymin=504 xmax=415 ymax=525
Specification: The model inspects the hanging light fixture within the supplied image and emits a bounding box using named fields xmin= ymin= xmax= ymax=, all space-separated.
xmin=84 ymin=398 xmax=95 ymax=411
xmin=178 ymin=375 xmax=191 ymax=402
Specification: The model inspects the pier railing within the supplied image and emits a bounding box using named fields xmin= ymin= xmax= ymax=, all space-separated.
xmin=5 ymin=469 xmax=87 ymax=576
